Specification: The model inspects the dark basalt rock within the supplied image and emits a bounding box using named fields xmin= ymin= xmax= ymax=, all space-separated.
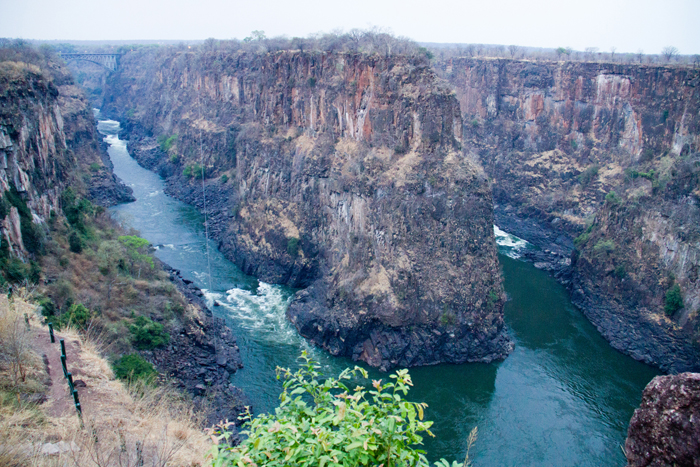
xmin=151 ymin=263 xmax=248 ymax=428
xmin=625 ymin=372 xmax=700 ymax=466
xmin=88 ymin=170 xmax=135 ymax=207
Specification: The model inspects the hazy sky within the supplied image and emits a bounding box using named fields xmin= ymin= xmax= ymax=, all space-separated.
xmin=2 ymin=0 xmax=699 ymax=54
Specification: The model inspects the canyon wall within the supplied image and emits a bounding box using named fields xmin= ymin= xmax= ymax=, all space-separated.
xmin=0 ymin=54 xmax=132 ymax=260
xmin=436 ymin=58 xmax=700 ymax=371
xmin=102 ymin=48 xmax=512 ymax=370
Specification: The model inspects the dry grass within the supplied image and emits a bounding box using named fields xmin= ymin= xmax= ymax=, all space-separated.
xmin=45 ymin=381 xmax=211 ymax=467
xmin=0 ymin=295 xmax=211 ymax=467
xmin=0 ymin=292 xmax=44 ymax=391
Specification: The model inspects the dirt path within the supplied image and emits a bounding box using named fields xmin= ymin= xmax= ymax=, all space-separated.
xmin=32 ymin=320 xmax=110 ymax=421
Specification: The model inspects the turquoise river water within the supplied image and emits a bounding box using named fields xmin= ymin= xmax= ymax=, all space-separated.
xmin=99 ymin=119 xmax=659 ymax=466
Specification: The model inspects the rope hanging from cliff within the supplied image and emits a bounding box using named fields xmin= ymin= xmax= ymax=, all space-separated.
xmin=197 ymin=83 xmax=213 ymax=293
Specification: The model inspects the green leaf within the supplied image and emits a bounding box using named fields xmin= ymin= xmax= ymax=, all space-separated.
xmin=345 ymin=441 xmax=363 ymax=451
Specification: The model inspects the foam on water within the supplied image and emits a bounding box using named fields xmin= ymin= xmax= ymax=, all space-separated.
xmin=203 ymin=283 xmax=300 ymax=346
xmin=104 ymin=134 xmax=126 ymax=149
xmin=97 ymin=120 xmax=121 ymax=136
xmin=494 ymin=225 xmax=530 ymax=258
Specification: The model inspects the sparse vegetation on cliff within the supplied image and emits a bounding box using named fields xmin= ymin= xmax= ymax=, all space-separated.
xmin=158 ymin=133 xmax=178 ymax=153
xmin=665 ymin=284 xmax=684 ymax=316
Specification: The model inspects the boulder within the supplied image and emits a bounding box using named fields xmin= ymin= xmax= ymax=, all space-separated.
xmin=625 ymin=372 xmax=700 ymax=466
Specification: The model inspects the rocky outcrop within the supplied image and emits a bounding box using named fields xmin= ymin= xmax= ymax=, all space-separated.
xmin=102 ymin=48 xmax=512 ymax=370
xmin=625 ymin=372 xmax=700 ymax=466
xmin=0 ymin=54 xmax=133 ymax=258
xmin=436 ymin=58 xmax=700 ymax=371
xmin=153 ymin=264 xmax=246 ymax=428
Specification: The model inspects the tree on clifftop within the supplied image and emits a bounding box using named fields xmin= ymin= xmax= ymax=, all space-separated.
xmin=662 ymin=46 xmax=679 ymax=62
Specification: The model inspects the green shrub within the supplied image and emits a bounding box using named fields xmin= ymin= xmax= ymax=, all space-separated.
xmin=209 ymin=352 xmax=471 ymax=467
xmin=394 ymin=144 xmax=409 ymax=155
xmin=0 ymin=236 xmax=9 ymax=262
xmin=0 ymin=196 xmax=8 ymax=220
xmin=37 ymin=296 xmax=56 ymax=317
xmin=593 ymin=239 xmax=615 ymax=257
xmin=605 ymin=190 xmax=622 ymax=206
xmin=56 ymin=303 xmax=92 ymax=330
xmin=665 ymin=284 xmax=684 ymax=316
xmin=118 ymin=235 xmax=154 ymax=277
xmin=61 ymin=188 xmax=94 ymax=234
xmin=440 ymin=310 xmax=456 ymax=326
xmin=628 ymin=169 xmax=655 ymax=181
xmin=4 ymin=183 xmax=31 ymax=219
xmin=5 ymin=184 xmax=42 ymax=254
xmin=113 ymin=354 xmax=157 ymax=382
xmin=220 ymin=174 xmax=229 ymax=184
xmin=183 ymin=163 xmax=204 ymax=179
xmin=157 ymin=134 xmax=178 ymax=153
xmin=3 ymin=258 xmax=36 ymax=284
xmin=89 ymin=162 xmax=101 ymax=172
xmin=129 ymin=316 xmax=169 ymax=350
xmin=578 ymin=165 xmax=599 ymax=185
xmin=287 ymin=237 xmax=300 ymax=257
xmin=574 ymin=231 xmax=591 ymax=248
xmin=418 ymin=47 xmax=434 ymax=60
xmin=68 ymin=231 xmax=82 ymax=253
xmin=169 ymin=153 xmax=179 ymax=164
xmin=28 ymin=261 xmax=41 ymax=283
xmin=307 ymin=77 xmax=317 ymax=88
xmin=20 ymin=217 xmax=42 ymax=254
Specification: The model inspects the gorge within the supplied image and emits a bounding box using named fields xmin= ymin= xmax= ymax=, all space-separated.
xmin=2 ymin=38 xmax=699 ymax=465
xmin=101 ymin=47 xmax=513 ymax=371
xmin=98 ymin=46 xmax=700 ymax=374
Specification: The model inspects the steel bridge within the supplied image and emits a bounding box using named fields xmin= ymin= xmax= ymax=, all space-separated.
xmin=59 ymin=53 xmax=121 ymax=71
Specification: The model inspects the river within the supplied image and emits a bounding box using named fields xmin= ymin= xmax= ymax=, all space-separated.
xmin=99 ymin=118 xmax=659 ymax=466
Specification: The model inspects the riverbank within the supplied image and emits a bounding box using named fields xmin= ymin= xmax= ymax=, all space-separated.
xmin=153 ymin=261 xmax=247 ymax=428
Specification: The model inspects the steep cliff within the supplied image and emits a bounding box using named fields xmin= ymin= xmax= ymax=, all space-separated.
xmin=102 ymin=48 xmax=512 ymax=369
xmin=0 ymin=47 xmax=133 ymax=263
xmin=436 ymin=58 xmax=700 ymax=371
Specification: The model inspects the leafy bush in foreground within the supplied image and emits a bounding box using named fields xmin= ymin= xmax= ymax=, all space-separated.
xmin=209 ymin=352 xmax=473 ymax=467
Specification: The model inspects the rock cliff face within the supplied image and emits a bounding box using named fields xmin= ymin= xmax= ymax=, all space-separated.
xmin=0 ymin=55 xmax=132 ymax=258
xmin=625 ymin=372 xmax=700 ymax=466
xmin=102 ymin=48 xmax=512 ymax=369
xmin=436 ymin=58 xmax=700 ymax=371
